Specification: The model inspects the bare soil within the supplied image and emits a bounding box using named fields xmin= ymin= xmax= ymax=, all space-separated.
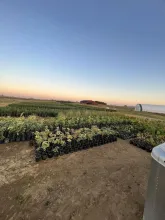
xmin=0 ymin=98 xmax=19 ymax=107
xmin=0 ymin=139 xmax=151 ymax=220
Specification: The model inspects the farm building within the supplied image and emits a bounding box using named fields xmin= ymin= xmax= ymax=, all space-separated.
xmin=135 ymin=104 xmax=165 ymax=114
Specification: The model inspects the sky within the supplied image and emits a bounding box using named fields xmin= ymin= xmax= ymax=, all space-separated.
xmin=0 ymin=0 xmax=165 ymax=105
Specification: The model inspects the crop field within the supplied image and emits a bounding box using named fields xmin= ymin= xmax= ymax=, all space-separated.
xmin=0 ymin=104 xmax=165 ymax=160
xmin=0 ymin=97 xmax=165 ymax=219
xmin=0 ymin=101 xmax=112 ymax=117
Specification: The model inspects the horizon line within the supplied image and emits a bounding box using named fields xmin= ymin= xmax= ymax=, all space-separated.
xmin=0 ymin=94 xmax=135 ymax=107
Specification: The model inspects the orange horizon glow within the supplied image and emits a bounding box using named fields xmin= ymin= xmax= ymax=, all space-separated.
xmin=1 ymin=78 xmax=165 ymax=106
xmin=0 ymin=89 xmax=135 ymax=106
xmin=1 ymin=88 xmax=165 ymax=106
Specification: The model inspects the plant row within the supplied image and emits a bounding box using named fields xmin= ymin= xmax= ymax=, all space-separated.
xmin=0 ymin=106 xmax=58 ymax=117
xmin=0 ymin=103 xmax=115 ymax=117
xmin=0 ymin=115 xmax=134 ymax=143
xmin=34 ymin=126 xmax=117 ymax=161
xmin=8 ymin=102 xmax=110 ymax=111
xmin=130 ymin=132 xmax=165 ymax=152
xmin=1 ymin=115 xmax=165 ymax=155
xmin=112 ymin=124 xmax=141 ymax=140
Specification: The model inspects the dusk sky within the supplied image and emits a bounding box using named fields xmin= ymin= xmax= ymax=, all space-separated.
xmin=0 ymin=0 xmax=165 ymax=105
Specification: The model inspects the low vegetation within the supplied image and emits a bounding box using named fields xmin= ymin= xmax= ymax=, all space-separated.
xmin=0 ymin=112 xmax=165 ymax=161
xmin=34 ymin=126 xmax=117 ymax=161
xmin=0 ymin=101 xmax=115 ymax=117
xmin=0 ymin=98 xmax=165 ymax=162
xmin=0 ymin=106 xmax=59 ymax=117
xmin=0 ymin=114 xmax=133 ymax=143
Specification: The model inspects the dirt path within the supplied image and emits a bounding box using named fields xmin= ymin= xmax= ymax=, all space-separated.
xmin=0 ymin=139 xmax=151 ymax=220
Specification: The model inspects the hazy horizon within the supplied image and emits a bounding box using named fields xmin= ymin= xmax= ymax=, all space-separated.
xmin=0 ymin=0 xmax=165 ymax=105
xmin=0 ymin=93 xmax=135 ymax=106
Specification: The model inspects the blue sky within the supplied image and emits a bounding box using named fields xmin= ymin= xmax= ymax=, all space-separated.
xmin=0 ymin=0 xmax=165 ymax=105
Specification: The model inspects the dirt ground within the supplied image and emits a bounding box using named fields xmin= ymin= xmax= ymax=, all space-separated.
xmin=0 ymin=139 xmax=151 ymax=220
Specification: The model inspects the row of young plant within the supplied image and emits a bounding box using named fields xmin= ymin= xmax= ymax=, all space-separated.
xmin=34 ymin=126 xmax=118 ymax=161
xmin=8 ymin=102 xmax=111 ymax=111
xmin=34 ymin=120 xmax=165 ymax=161
xmin=0 ymin=103 xmax=115 ymax=117
xmin=0 ymin=116 xmax=45 ymax=143
xmin=0 ymin=106 xmax=58 ymax=117
xmin=9 ymin=102 xmax=91 ymax=108
xmin=129 ymin=121 xmax=165 ymax=152
xmin=0 ymin=115 xmax=135 ymax=143
xmin=1 ymin=114 xmax=165 ymax=154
